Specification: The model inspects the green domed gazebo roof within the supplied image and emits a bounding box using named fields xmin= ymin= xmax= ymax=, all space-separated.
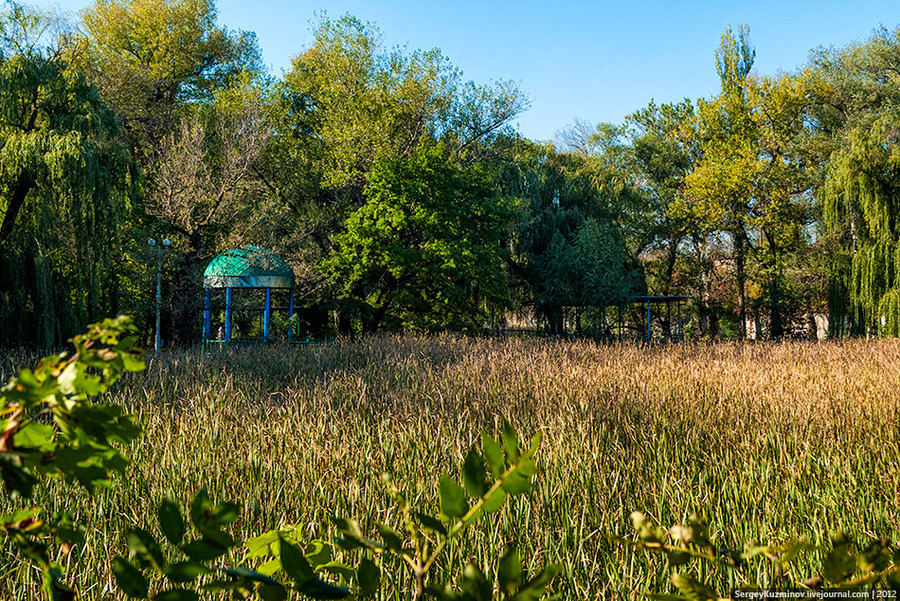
xmin=203 ymin=245 xmax=295 ymax=288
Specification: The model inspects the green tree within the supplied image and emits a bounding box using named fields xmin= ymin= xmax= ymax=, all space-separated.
xmin=814 ymin=26 xmax=900 ymax=335
xmin=503 ymin=141 xmax=644 ymax=335
xmin=323 ymin=143 xmax=513 ymax=332
xmin=0 ymin=2 xmax=130 ymax=348
xmin=74 ymin=0 xmax=262 ymax=159
xmin=258 ymin=14 xmax=526 ymax=332
xmin=627 ymin=100 xmax=700 ymax=297
xmin=686 ymin=26 xmax=817 ymax=339
xmin=685 ymin=25 xmax=757 ymax=339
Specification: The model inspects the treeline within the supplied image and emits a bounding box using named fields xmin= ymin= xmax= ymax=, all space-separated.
xmin=0 ymin=1 xmax=898 ymax=346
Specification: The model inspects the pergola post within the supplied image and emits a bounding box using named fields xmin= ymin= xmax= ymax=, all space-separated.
xmin=225 ymin=287 xmax=233 ymax=341
xmin=646 ymin=298 xmax=651 ymax=344
xmin=288 ymin=288 xmax=295 ymax=342
xmin=202 ymin=289 xmax=211 ymax=340
xmin=263 ymin=288 xmax=271 ymax=343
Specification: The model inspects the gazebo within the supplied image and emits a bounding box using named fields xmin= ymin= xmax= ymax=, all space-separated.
xmin=202 ymin=245 xmax=296 ymax=345
xmin=629 ymin=295 xmax=692 ymax=343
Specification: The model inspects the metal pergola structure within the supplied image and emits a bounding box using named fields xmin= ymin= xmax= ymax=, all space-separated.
xmin=623 ymin=296 xmax=692 ymax=343
xmin=201 ymin=245 xmax=296 ymax=348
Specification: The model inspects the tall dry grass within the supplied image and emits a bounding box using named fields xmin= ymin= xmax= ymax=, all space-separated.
xmin=2 ymin=337 xmax=899 ymax=599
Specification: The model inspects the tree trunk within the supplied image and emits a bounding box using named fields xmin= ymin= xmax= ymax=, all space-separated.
xmin=661 ymin=234 xmax=682 ymax=296
xmin=547 ymin=305 xmax=565 ymax=336
xmin=734 ymin=228 xmax=747 ymax=340
xmin=764 ymin=230 xmax=784 ymax=339
xmin=0 ymin=174 xmax=35 ymax=247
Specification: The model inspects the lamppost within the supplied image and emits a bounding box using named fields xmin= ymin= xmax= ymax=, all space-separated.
xmin=148 ymin=237 xmax=171 ymax=352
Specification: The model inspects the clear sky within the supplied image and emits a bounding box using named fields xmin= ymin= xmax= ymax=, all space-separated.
xmin=39 ymin=0 xmax=900 ymax=141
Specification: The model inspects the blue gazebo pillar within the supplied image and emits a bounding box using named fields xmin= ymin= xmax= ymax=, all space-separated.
xmin=263 ymin=288 xmax=271 ymax=343
xmin=202 ymin=289 xmax=211 ymax=340
xmin=225 ymin=287 xmax=233 ymax=341
xmin=287 ymin=288 xmax=295 ymax=342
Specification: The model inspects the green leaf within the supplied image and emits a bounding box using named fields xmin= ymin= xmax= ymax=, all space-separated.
xmin=318 ymin=561 xmax=355 ymax=581
xmin=112 ymin=557 xmax=149 ymax=599
xmin=257 ymin=584 xmax=288 ymax=601
xmin=857 ymin=537 xmax=892 ymax=573
xmin=127 ymin=529 xmax=166 ymax=570
xmin=375 ymin=522 xmax=404 ymax=553
xmin=162 ymin=561 xmax=213 ymax=583
xmin=515 ymin=456 xmax=537 ymax=478
xmin=822 ymin=537 xmax=856 ymax=584
xmin=202 ymin=580 xmax=247 ymax=593
xmin=525 ymin=431 xmax=542 ymax=457
xmin=462 ymin=447 xmax=488 ymax=498
xmin=297 ymin=578 xmax=351 ymax=599
xmin=357 ymin=557 xmax=381 ymax=598
xmin=244 ymin=529 xmax=281 ymax=559
xmin=279 ymin=535 xmax=315 ymax=585
xmin=779 ymin=540 xmax=815 ymax=564
xmin=501 ymin=420 xmax=520 ymax=463
xmin=333 ymin=518 xmax=384 ymax=552
xmin=413 ymin=512 xmax=447 ymax=535
xmin=256 ymin=559 xmax=282 ymax=577
xmin=0 ymin=507 xmax=41 ymax=527
xmin=212 ymin=501 xmax=240 ymax=526
xmin=439 ymin=473 xmax=468 ymax=518
xmin=304 ymin=539 xmax=334 ymax=568
xmin=158 ymin=498 xmax=185 ymax=546
xmin=153 ymin=589 xmax=200 ymax=601
xmin=181 ymin=539 xmax=228 ymax=562
xmin=460 ymin=563 xmax=491 ymax=601
xmin=13 ymin=422 xmax=55 ymax=452
xmin=189 ymin=489 xmax=213 ymax=531
xmin=670 ymin=573 xmax=718 ymax=601
xmin=667 ymin=550 xmax=692 ymax=567
xmin=498 ymin=546 xmax=523 ymax=594
xmin=481 ymin=486 xmax=507 ymax=514
xmin=219 ymin=566 xmax=281 ymax=584
xmin=499 ymin=469 xmax=532 ymax=495
xmin=481 ymin=431 xmax=505 ymax=478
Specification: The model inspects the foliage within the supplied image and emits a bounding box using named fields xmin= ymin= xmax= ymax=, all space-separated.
xmin=614 ymin=512 xmax=900 ymax=599
xmin=323 ymin=143 xmax=513 ymax=332
xmin=113 ymin=489 xmax=361 ymax=600
xmin=2 ymin=319 xmax=560 ymax=599
xmin=815 ymin=26 xmax=900 ymax=335
xmin=329 ymin=423 xmax=560 ymax=600
xmin=503 ymin=140 xmax=645 ymax=334
xmin=252 ymin=14 xmax=527 ymax=335
xmin=0 ymin=2 xmax=131 ymax=348
xmin=0 ymin=316 xmax=144 ymax=598
xmin=74 ymin=0 xmax=262 ymax=156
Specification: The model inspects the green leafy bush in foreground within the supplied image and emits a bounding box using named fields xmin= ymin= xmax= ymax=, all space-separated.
xmin=613 ymin=512 xmax=900 ymax=599
xmin=0 ymin=317 xmax=560 ymax=600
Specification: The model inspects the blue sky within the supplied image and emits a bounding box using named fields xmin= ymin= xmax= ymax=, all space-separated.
xmin=41 ymin=0 xmax=900 ymax=141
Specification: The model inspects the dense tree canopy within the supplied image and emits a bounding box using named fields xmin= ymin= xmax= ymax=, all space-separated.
xmin=324 ymin=143 xmax=512 ymax=332
xmin=73 ymin=0 xmax=262 ymax=158
xmin=0 ymin=3 xmax=129 ymax=347
xmin=6 ymin=0 xmax=900 ymax=346
xmin=815 ymin=27 xmax=900 ymax=335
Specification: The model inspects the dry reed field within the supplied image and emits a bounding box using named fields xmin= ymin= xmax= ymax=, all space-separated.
xmin=3 ymin=336 xmax=900 ymax=599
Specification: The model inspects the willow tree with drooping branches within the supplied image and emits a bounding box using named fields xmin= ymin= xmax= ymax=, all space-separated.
xmin=0 ymin=3 xmax=130 ymax=348
xmin=815 ymin=26 xmax=900 ymax=336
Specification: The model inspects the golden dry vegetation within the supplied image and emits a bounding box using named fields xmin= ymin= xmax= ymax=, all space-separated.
xmin=3 ymin=336 xmax=900 ymax=599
